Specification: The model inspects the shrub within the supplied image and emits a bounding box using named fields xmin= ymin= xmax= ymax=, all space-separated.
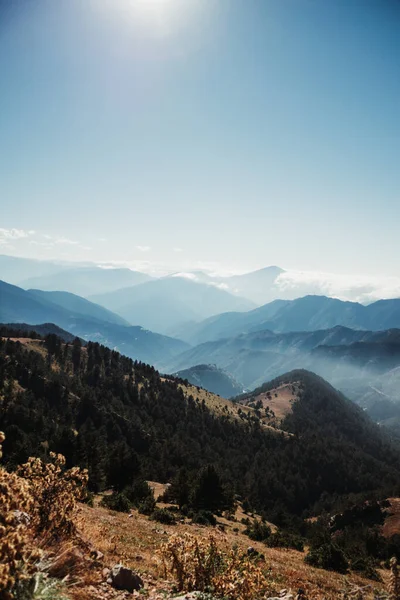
xmin=101 ymin=492 xmax=131 ymax=513
xmin=17 ymin=452 xmax=88 ymax=541
xmin=265 ymin=531 xmax=304 ymax=552
xmin=192 ymin=510 xmax=217 ymax=526
xmin=305 ymin=541 xmax=348 ymax=573
xmin=138 ymin=495 xmax=156 ymax=516
xmin=244 ymin=519 xmax=271 ymax=542
xmin=151 ymin=508 xmax=177 ymax=525
xmin=0 ymin=432 xmax=40 ymax=600
xmin=350 ymin=556 xmax=380 ymax=581
xmin=160 ymin=533 xmax=271 ymax=600
xmin=125 ymin=479 xmax=155 ymax=507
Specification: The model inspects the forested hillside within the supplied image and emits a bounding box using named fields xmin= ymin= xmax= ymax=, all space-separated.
xmin=1 ymin=331 xmax=400 ymax=520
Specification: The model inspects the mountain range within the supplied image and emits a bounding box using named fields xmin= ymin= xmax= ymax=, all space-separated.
xmin=2 ymin=330 xmax=399 ymax=519
xmin=0 ymin=280 xmax=187 ymax=364
xmin=89 ymin=276 xmax=256 ymax=334
xmin=166 ymin=325 xmax=400 ymax=424
xmin=176 ymin=295 xmax=400 ymax=344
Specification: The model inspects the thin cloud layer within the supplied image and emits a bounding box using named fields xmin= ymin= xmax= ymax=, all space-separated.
xmin=275 ymin=270 xmax=400 ymax=303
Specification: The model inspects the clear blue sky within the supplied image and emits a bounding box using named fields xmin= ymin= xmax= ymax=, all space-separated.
xmin=1 ymin=0 xmax=399 ymax=276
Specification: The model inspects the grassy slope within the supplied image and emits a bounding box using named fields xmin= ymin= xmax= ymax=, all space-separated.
xmin=76 ymin=495 xmax=389 ymax=600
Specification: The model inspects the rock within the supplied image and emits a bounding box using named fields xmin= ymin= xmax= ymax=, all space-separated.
xmin=247 ymin=546 xmax=257 ymax=556
xmin=102 ymin=567 xmax=111 ymax=579
xmin=107 ymin=564 xmax=144 ymax=593
xmin=13 ymin=510 xmax=30 ymax=525
xmin=280 ymin=591 xmax=288 ymax=597
xmin=91 ymin=549 xmax=104 ymax=561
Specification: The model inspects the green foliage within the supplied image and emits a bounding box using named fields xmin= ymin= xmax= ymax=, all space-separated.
xmin=150 ymin=508 xmax=177 ymax=525
xmin=265 ymin=531 xmax=304 ymax=552
xmin=191 ymin=510 xmax=217 ymax=526
xmin=125 ymin=479 xmax=155 ymax=507
xmin=191 ymin=465 xmax=233 ymax=513
xmin=138 ymin=495 xmax=156 ymax=516
xmin=100 ymin=492 xmax=131 ymax=513
xmin=244 ymin=519 xmax=271 ymax=542
xmin=305 ymin=541 xmax=349 ymax=573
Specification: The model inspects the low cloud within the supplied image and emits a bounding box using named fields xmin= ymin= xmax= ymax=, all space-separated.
xmin=54 ymin=237 xmax=79 ymax=246
xmin=274 ymin=270 xmax=400 ymax=303
xmin=136 ymin=245 xmax=151 ymax=253
xmin=0 ymin=228 xmax=35 ymax=244
xmin=171 ymin=272 xmax=198 ymax=280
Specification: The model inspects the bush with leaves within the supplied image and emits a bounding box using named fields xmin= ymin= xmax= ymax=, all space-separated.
xmin=305 ymin=541 xmax=348 ymax=573
xmin=125 ymin=479 xmax=155 ymax=507
xmin=191 ymin=510 xmax=217 ymax=526
xmin=100 ymin=492 xmax=131 ymax=513
xmin=161 ymin=533 xmax=271 ymax=600
xmin=244 ymin=518 xmax=271 ymax=542
xmin=0 ymin=432 xmax=41 ymax=599
xmin=265 ymin=531 xmax=304 ymax=552
xmin=138 ymin=495 xmax=156 ymax=516
xmin=17 ymin=452 xmax=88 ymax=541
xmin=151 ymin=508 xmax=177 ymax=525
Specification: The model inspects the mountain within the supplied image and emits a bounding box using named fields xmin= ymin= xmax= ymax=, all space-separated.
xmin=28 ymin=289 xmax=130 ymax=326
xmin=0 ymin=280 xmax=188 ymax=365
xmin=0 ymin=254 xmax=71 ymax=285
xmin=219 ymin=266 xmax=285 ymax=304
xmin=175 ymin=266 xmax=285 ymax=304
xmin=166 ymin=326 xmax=400 ymax=419
xmin=1 ymin=333 xmax=399 ymax=519
xmin=90 ymin=276 xmax=256 ymax=335
xmin=21 ymin=266 xmax=152 ymax=296
xmin=0 ymin=322 xmax=78 ymax=342
xmin=179 ymin=295 xmax=400 ymax=344
xmin=174 ymin=364 xmax=245 ymax=398
xmin=166 ymin=326 xmax=379 ymax=387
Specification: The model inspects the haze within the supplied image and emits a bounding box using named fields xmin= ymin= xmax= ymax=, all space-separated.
xmin=1 ymin=0 xmax=399 ymax=289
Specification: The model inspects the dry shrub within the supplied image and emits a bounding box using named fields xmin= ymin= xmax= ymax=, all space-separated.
xmin=17 ymin=452 xmax=88 ymax=543
xmin=0 ymin=433 xmax=89 ymax=599
xmin=389 ymin=557 xmax=400 ymax=600
xmin=160 ymin=533 xmax=271 ymax=600
xmin=0 ymin=432 xmax=40 ymax=600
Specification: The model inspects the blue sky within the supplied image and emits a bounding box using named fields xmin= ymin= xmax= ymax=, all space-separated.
xmin=1 ymin=0 xmax=399 ymax=279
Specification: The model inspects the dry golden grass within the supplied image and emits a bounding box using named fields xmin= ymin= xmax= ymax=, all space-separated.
xmin=383 ymin=498 xmax=400 ymax=538
xmin=173 ymin=380 xmax=288 ymax=435
xmin=241 ymin=382 xmax=300 ymax=425
xmin=1 ymin=337 xmax=48 ymax=357
xmin=76 ymin=497 xmax=388 ymax=600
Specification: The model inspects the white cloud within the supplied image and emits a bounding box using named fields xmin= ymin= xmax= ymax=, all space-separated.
xmin=136 ymin=245 xmax=151 ymax=252
xmin=54 ymin=237 xmax=79 ymax=245
xmin=274 ymin=270 xmax=400 ymax=303
xmin=173 ymin=247 xmax=183 ymax=253
xmin=171 ymin=272 xmax=198 ymax=280
xmin=0 ymin=228 xmax=35 ymax=243
xmin=29 ymin=240 xmax=54 ymax=248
